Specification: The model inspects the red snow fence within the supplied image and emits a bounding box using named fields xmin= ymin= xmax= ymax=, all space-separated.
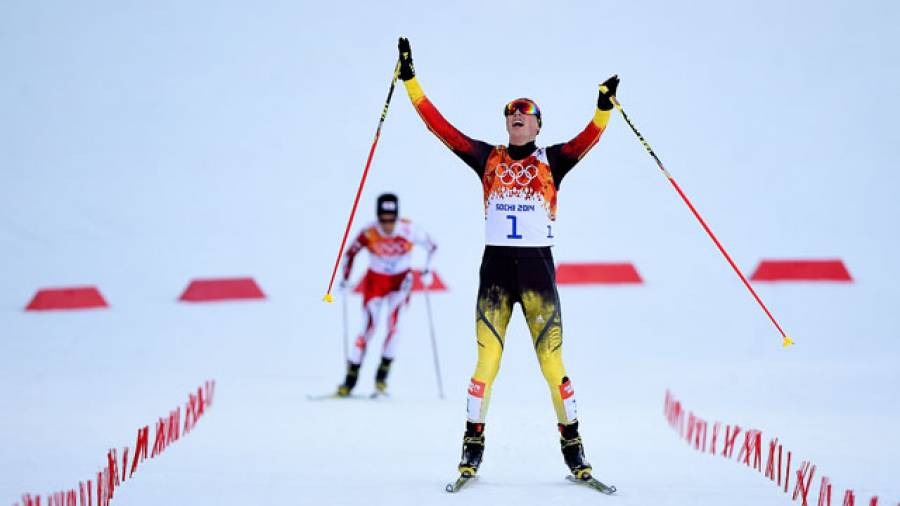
xmin=353 ymin=269 xmax=448 ymax=294
xmin=25 ymin=286 xmax=109 ymax=311
xmin=664 ymin=390 xmax=891 ymax=506
xmin=178 ymin=277 xmax=265 ymax=302
xmin=15 ymin=380 xmax=215 ymax=506
xmin=750 ymin=259 xmax=852 ymax=282
xmin=556 ymin=262 xmax=643 ymax=285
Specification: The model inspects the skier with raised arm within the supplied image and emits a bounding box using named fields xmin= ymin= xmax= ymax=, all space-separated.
xmin=397 ymin=37 xmax=618 ymax=492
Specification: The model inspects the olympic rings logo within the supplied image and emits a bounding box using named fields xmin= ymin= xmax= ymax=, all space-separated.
xmin=495 ymin=163 xmax=538 ymax=186
xmin=374 ymin=239 xmax=411 ymax=257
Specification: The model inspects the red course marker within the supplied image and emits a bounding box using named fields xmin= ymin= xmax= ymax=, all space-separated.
xmin=556 ymin=262 xmax=643 ymax=285
xmin=26 ymin=286 xmax=109 ymax=311
xmin=410 ymin=270 xmax=447 ymax=292
xmin=750 ymin=259 xmax=852 ymax=282
xmin=179 ymin=278 xmax=266 ymax=302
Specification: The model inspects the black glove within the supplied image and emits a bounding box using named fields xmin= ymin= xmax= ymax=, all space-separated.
xmin=398 ymin=37 xmax=415 ymax=81
xmin=597 ymin=75 xmax=620 ymax=111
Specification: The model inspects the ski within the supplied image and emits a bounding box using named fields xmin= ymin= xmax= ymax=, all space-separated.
xmin=306 ymin=393 xmax=339 ymax=401
xmin=306 ymin=392 xmax=389 ymax=401
xmin=445 ymin=473 xmax=475 ymax=493
xmin=566 ymin=474 xmax=616 ymax=495
xmin=306 ymin=393 xmax=368 ymax=401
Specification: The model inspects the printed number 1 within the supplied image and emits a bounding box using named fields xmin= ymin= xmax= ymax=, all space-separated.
xmin=506 ymin=215 xmax=523 ymax=239
xmin=547 ymin=225 xmax=554 ymax=239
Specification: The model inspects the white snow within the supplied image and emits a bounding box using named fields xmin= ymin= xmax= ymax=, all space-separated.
xmin=2 ymin=1 xmax=899 ymax=505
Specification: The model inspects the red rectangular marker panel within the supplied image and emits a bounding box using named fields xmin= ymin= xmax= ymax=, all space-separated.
xmin=750 ymin=259 xmax=852 ymax=282
xmin=556 ymin=262 xmax=643 ymax=285
xmin=179 ymin=278 xmax=266 ymax=302
xmin=26 ymin=286 xmax=109 ymax=311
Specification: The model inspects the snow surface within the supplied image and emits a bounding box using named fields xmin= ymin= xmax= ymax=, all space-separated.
xmin=2 ymin=1 xmax=900 ymax=505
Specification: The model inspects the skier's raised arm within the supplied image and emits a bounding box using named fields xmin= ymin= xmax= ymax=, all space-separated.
xmin=545 ymin=75 xmax=620 ymax=187
xmin=398 ymin=37 xmax=494 ymax=176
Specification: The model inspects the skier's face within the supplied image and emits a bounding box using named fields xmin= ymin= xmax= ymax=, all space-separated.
xmin=378 ymin=213 xmax=397 ymax=234
xmin=505 ymin=111 xmax=540 ymax=145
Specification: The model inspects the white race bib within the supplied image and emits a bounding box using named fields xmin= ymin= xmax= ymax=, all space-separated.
xmin=485 ymin=194 xmax=554 ymax=246
xmin=482 ymin=148 xmax=556 ymax=247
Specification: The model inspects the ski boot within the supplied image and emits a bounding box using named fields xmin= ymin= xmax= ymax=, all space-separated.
xmin=336 ymin=362 xmax=360 ymax=397
xmin=458 ymin=422 xmax=485 ymax=476
xmin=559 ymin=421 xmax=592 ymax=479
xmin=373 ymin=357 xmax=392 ymax=396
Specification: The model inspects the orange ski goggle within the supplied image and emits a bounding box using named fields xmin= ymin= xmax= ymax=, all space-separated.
xmin=503 ymin=98 xmax=541 ymax=118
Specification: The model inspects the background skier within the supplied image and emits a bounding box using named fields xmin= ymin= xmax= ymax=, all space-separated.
xmin=336 ymin=193 xmax=437 ymax=397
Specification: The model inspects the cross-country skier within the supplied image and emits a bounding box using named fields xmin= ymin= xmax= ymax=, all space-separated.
xmin=336 ymin=193 xmax=437 ymax=397
xmin=397 ymin=37 xmax=618 ymax=481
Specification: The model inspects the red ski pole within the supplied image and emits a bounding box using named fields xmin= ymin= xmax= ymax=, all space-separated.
xmin=608 ymin=92 xmax=793 ymax=347
xmin=323 ymin=60 xmax=401 ymax=303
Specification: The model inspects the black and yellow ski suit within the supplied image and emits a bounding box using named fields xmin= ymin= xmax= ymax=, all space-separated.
xmin=403 ymin=76 xmax=611 ymax=425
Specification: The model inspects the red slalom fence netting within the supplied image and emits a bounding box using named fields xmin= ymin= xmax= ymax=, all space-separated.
xmin=15 ymin=380 xmax=215 ymax=506
xmin=664 ymin=390 xmax=892 ymax=506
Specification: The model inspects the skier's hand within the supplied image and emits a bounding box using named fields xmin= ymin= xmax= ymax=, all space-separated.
xmin=398 ymin=37 xmax=415 ymax=81
xmin=401 ymin=271 xmax=414 ymax=293
xmin=420 ymin=269 xmax=434 ymax=288
xmin=338 ymin=278 xmax=350 ymax=293
xmin=597 ymin=75 xmax=620 ymax=111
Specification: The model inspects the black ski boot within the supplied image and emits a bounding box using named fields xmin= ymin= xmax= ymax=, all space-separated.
xmin=374 ymin=357 xmax=393 ymax=395
xmin=458 ymin=422 xmax=485 ymax=476
xmin=336 ymin=362 xmax=360 ymax=397
xmin=559 ymin=421 xmax=592 ymax=479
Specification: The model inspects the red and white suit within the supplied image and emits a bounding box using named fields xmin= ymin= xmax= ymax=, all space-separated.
xmin=342 ymin=218 xmax=436 ymax=365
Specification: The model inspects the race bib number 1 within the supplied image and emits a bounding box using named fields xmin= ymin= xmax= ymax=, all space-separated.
xmin=486 ymin=197 xmax=554 ymax=247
